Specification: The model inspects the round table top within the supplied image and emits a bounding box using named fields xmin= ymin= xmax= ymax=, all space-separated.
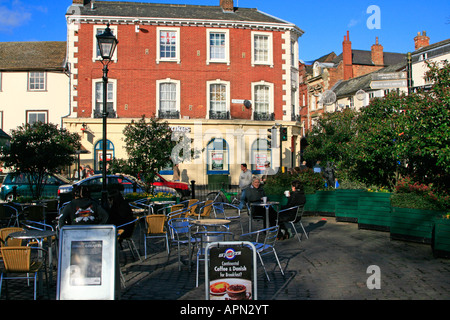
xmin=251 ymin=201 xmax=279 ymax=206
xmin=192 ymin=219 xmax=230 ymax=226
xmin=7 ymin=229 xmax=55 ymax=240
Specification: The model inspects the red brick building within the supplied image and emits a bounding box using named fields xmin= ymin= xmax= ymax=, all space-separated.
xmin=65 ymin=0 xmax=304 ymax=185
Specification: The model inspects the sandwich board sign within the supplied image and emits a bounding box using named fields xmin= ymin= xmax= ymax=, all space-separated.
xmin=205 ymin=241 xmax=257 ymax=300
xmin=56 ymin=225 xmax=119 ymax=300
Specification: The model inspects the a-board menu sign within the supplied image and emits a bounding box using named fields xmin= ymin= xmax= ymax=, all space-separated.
xmin=205 ymin=241 xmax=257 ymax=300
xmin=56 ymin=225 xmax=119 ymax=300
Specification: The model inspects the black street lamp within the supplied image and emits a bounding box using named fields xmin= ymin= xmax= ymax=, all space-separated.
xmin=96 ymin=23 xmax=118 ymax=206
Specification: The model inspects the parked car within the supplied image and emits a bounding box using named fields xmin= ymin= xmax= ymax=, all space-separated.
xmin=58 ymin=174 xmax=178 ymax=203
xmin=153 ymin=173 xmax=190 ymax=197
xmin=0 ymin=172 xmax=70 ymax=201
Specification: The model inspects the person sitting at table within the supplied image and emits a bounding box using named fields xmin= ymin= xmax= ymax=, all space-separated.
xmin=243 ymin=177 xmax=267 ymax=224
xmin=268 ymin=180 xmax=306 ymax=239
xmin=58 ymin=185 xmax=109 ymax=229
xmin=107 ymin=189 xmax=134 ymax=239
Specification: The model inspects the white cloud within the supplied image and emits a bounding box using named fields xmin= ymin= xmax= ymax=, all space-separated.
xmin=0 ymin=5 xmax=31 ymax=30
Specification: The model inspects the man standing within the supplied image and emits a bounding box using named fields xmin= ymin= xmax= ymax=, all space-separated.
xmin=238 ymin=163 xmax=252 ymax=210
xmin=261 ymin=161 xmax=275 ymax=184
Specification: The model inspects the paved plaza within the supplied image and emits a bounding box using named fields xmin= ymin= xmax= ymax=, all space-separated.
xmin=1 ymin=213 xmax=450 ymax=303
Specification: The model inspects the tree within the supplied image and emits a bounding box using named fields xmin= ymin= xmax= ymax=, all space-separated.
xmin=303 ymin=109 xmax=357 ymax=174
xmin=0 ymin=122 xmax=81 ymax=199
xmin=119 ymin=116 xmax=177 ymax=192
xmin=397 ymin=60 xmax=450 ymax=191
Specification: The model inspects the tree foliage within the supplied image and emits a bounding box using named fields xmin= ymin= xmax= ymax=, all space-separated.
xmin=302 ymin=60 xmax=450 ymax=194
xmin=0 ymin=122 xmax=81 ymax=199
xmin=112 ymin=116 xmax=176 ymax=192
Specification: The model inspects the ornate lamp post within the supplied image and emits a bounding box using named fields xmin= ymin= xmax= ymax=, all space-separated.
xmin=96 ymin=23 xmax=118 ymax=206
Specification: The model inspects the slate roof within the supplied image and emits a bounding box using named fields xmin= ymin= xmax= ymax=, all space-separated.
xmin=333 ymin=62 xmax=406 ymax=97
xmin=68 ymin=1 xmax=301 ymax=28
xmin=0 ymin=41 xmax=67 ymax=71
xmin=333 ymin=49 xmax=406 ymax=67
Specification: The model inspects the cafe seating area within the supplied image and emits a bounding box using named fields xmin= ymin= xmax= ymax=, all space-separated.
xmin=0 ymin=195 xmax=309 ymax=300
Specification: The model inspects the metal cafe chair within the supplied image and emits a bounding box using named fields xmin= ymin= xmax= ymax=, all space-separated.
xmin=197 ymin=200 xmax=214 ymax=219
xmin=117 ymin=218 xmax=142 ymax=262
xmin=191 ymin=230 xmax=234 ymax=287
xmin=167 ymin=217 xmax=197 ymax=271
xmin=144 ymin=214 xmax=169 ymax=258
xmin=212 ymin=202 xmax=244 ymax=234
xmin=0 ymin=246 xmax=49 ymax=300
xmin=282 ymin=205 xmax=308 ymax=243
xmin=0 ymin=204 xmax=20 ymax=227
xmin=239 ymin=225 xmax=284 ymax=281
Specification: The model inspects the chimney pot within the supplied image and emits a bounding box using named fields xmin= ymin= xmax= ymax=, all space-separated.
xmin=220 ymin=0 xmax=234 ymax=12
xmin=414 ymin=31 xmax=430 ymax=50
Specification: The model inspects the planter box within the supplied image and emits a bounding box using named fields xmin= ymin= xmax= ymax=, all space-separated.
xmin=315 ymin=190 xmax=335 ymax=216
xmin=432 ymin=217 xmax=450 ymax=258
xmin=358 ymin=192 xmax=392 ymax=231
xmin=335 ymin=189 xmax=364 ymax=223
xmin=390 ymin=207 xmax=443 ymax=244
xmin=304 ymin=193 xmax=317 ymax=214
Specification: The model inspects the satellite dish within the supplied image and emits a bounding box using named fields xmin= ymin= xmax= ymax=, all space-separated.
xmin=243 ymin=100 xmax=252 ymax=109
xmin=322 ymin=90 xmax=336 ymax=105
xmin=356 ymin=89 xmax=366 ymax=101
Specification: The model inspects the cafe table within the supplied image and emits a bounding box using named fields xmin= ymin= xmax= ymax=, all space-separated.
xmin=250 ymin=201 xmax=279 ymax=231
xmin=191 ymin=219 xmax=230 ymax=230
xmin=6 ymin=229 xmax=56 ymax=294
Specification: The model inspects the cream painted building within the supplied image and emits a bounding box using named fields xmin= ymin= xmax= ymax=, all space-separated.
xmin=0 ymin=42 xmax=69 ymax=134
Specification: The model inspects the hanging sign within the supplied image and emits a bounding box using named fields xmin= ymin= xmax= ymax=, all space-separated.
xmin=205 ymin=241 xmax=257 ymax=300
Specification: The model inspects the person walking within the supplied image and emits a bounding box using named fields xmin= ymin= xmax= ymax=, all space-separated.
xmin=238 ymin=163 xmax=252 ymax=210
xmin=173 ymin=163 xmax=180 ymax=181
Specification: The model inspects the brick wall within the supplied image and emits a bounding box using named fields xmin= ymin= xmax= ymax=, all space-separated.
xmin=74 ymin=23 xmax=287 ymax=120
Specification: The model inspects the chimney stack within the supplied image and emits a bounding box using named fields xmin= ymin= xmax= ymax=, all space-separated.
xmin=371 ymin=37 xmax=384 ymax=66
xmin=414 ymin=31 xmax=430 ymax=50
xmin=220 ymin=0 xmax=234 ymax=12
xmin=343 ymin=31 xmax=353 ymax=80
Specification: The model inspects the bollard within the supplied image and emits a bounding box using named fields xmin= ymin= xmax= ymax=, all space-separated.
xmin=191 ymin=180 xmax=196 ymax=199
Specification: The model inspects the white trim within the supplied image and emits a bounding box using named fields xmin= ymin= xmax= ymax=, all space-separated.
xmin=92 ymin=78 xmax=117 ymax=118
xmin=92 ymin=25 xmax=118 ymax=63
xmin=156 ymin=78 xmax=181 ymax=117
xmin=251 ymin=81 xmax=274 ymax=119
xmin=156 ymin=27 xmax=181 ymax=64
xmin=251 ymin=31 xmax=273 ymax=67
xmin=206 ymin=79 xmax=231 ymax=119
xmin=206 ymin=29 xmax=230 ymax=65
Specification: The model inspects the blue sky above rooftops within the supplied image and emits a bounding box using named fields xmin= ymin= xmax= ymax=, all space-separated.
xmin=0 ymin=0 xmax=449 ymax=61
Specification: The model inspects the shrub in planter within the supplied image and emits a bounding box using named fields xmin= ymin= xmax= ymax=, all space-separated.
xmin=390 ymin=178 xmax=448 ymax=243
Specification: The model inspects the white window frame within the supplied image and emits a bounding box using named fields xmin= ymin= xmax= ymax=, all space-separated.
xmin=251 ymin=81 xmax=274 ymax=119
xmin=26 ymin=110 xmax=48 ymax=124
xmin=92 ymin=78 xmax=117 ymax=118
xmin=28 ymin=72 xmax=46 ymax=91
xmin=207 ymin=80 xmax=230 ymax=119
xmin=206 ymin=29 xmax=230 ymax=65
xmin=251 ymin=31 xmax=273 ymax=67
xmin=93 ymin=25 xmax=118 ymax=62
xmin=0 ymin=72 xmax=2 ymax=91
xmin=157 ymin=27 xmax=181 ymax=64
xmin=156 ymin=79 xmax=181 ymax=117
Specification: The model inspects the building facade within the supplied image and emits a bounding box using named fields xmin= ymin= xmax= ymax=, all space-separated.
xmin=0 ymin=42 xmax=69 ymax=134
xmin=64 ymin=0 xmax=304 ymax=185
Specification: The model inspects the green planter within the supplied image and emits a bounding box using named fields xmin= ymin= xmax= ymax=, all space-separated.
xmin=304 ymin=193 xmax=317 ymax=214
xmin=390 ymin=207 xmax=443 ymax=244
xmin=432 ymin=217 xmax=450 ymax=258
xmin=358 ymin=192 xmax=392 ymax=231
xmin=315 ymin=190 xmax=335 ymax=216
xmin=335 ymin=189 xmax=364 ymax=223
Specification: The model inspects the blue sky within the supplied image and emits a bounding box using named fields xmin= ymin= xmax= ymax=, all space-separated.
xmin=0 ymin=0 xmax=449 ymax=61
